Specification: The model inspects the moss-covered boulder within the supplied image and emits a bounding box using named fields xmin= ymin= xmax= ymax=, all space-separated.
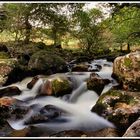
xmin=87 ymin=73 xmax=110 ymax=95
xmin=0 ymin=58 xmax=18 ymax=86
xmin=112 ymin=51 xmax=140 ymax=91
xmin=91 ymin=90 xmax=140 ymax=132
xmin=28 ymin=50 xmax=68 ymax=75
xmin=40 ymin=76 xmax=73 ymax=97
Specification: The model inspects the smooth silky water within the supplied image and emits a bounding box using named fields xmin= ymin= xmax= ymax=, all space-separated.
xmin=7 ymin=59 xmax=118 ymax=133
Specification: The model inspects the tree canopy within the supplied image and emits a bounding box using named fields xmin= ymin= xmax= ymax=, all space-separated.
xmin=0 ymin=2 xmax=140 ymax=53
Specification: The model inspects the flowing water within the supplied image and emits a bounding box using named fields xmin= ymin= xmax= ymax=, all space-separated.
xmin=6 ymin=59 xmax=118 ymax=133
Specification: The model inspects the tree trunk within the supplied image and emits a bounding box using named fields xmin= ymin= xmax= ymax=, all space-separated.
xmin=24 ymin=15 xmax=32 ymax=44
xmin=127 ymin=43 xmax=130 ymax=52
xmin=53 ymin=29 xmax=61 ymax=47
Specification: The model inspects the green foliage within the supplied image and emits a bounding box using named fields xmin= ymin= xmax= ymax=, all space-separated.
xmin=109 ymin=5 xmax=140 ymax=50
xmin=70 ymin=8 xmax=105 ymax=54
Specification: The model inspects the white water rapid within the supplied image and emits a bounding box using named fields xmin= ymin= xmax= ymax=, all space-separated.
xmin=7 ymin=59 xmax=118 ymax=133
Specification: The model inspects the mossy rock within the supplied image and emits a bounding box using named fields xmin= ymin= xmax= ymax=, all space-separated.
xmin=123 ymin=57 xmax=132 ymax=69
xmin=52 ymin=78 xmax=72 ymax=96
xmin=40 ymin=76 xmax=73 ymax=97
xmin=91 ymin=90 xmax=140 ymax=132
xmin=0 ymin=58 xmax=18 ymax=85
xmin=28 ymin=50 xmax=68 ymax=74
xmin=113 ymin=51 xmax=140 ymax=91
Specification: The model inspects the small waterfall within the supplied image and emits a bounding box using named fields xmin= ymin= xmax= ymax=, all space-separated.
xmin=6 ymin=59 xmax=118 ymax=133
xmin=13 ymin=79 xmax=43 ymax=101
xmin=69 ymin=82 xmax=87 ymax=103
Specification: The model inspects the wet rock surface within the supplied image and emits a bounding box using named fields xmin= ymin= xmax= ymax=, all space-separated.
xmin=27 ymin=75 xmax=45 ymax=89
xmin=0 ymin=97 xmax=30 ymax=128
xmin=72 ymin=63 xmax=89 ymax=72
xmin=40 ymin=76 xmax=73 ymax=97
xmin=87 ymin=73 xmax=110 ymax=95
xmin=25 ymin=104 xmax=69 ymax=125
xmin=0 ymin=86 xmax=21 ymax=98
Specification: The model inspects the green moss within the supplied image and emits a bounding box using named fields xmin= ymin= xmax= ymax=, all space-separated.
xmin=123 ymin=57 xmax=132 ymax=68
xmin=52 ymin=78 xmax=72 ymax=96
xmin=120 ymin=94 xmax=137 ymax=105
xmin=97 ymin=90 xmax=122 ymax=104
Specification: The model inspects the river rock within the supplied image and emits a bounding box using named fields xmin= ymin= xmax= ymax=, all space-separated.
xmin=28 ymin=50 xmax=68 ymax=74
xmin=0 ymin=86 xmax=21 ymax=98
xmin=8 ymin=126 xmax=50 ymax=137
xmin=27 ymin=75 xmax=45 ymax=89
xmin=0 ymin=58 xmax=17 ymax=85
xmin=72 ymin=63 xmax=89 ymax=72
xmin=91 ymin=90 xmax=140 ymax=132
xmin=0 ymin=97 xmax=30 ymax=128
xmin=112 ymin=51 xmax=140 ymax=91
xmin=123 ymin=119 xmax=140 ymax=137
xmin=50 ymin=128 xmax=120 ymax=137
xmin=24 ymin=113 xmax=49 ymax=125
xmin=87 ymin=73 xmax=110 ymax=95
xmin=0 ymin=97 xmax=15 ymax=127
xmin=25 ymin=104 xmax=69 ymax=125
xmin=40 ymin=76 xmax=73 ymax=97
xmin=40 ymin=104 xmax=69 ymax=118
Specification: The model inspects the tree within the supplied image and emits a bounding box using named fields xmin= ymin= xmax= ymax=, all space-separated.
xmin=107 ymin=3 xmax=140 ymax=52
xmin=30 ymin=3 xmax=84 ymax=46
xmin=1 ymin=3 xmax=34 ymax=44
xmin=70 ymin=8 xmax=105 ymax=54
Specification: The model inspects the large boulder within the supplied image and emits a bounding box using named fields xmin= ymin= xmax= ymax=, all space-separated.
xmin=123 ymin=119 xmax=140 ymax=137
xmin=28 ymin=50 xmax=68 ymax=74
xmin=40 ymin=76 xmax=73 ymax=97
xmin=112 ymin=51 xmax=140 ymax=91
xmin=91 ymin=90 xmax=140 ymax=132
xmin=87 ymin=73 xmax=110 ymax=95
xmin=0 ymin=58 xmax=17 ymax=86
